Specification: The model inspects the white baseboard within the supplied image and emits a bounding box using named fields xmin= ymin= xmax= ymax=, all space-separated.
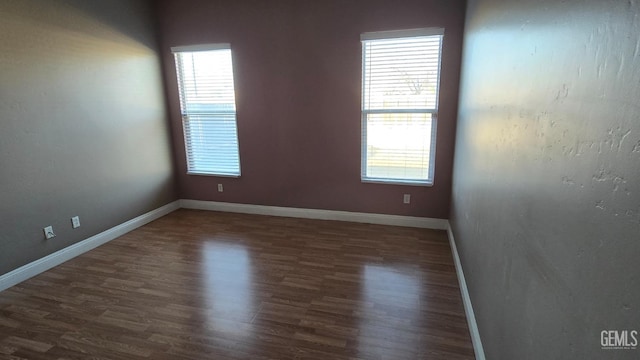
xmin=447 ymin=222 xmax=486 ymax=360
xmin=0 ymin=201 xmax=180 ymax=292
xmin=180 ymin=199 xmax=449 ymax=230
xmin=0 ymin=198 xmax=448 ymax=293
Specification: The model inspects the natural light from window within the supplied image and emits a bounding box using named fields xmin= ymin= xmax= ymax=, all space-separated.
xmin=361 ymin=29 xmax=443 ymax=185
xmin=172 ymin=44 xmax=241 ymax=177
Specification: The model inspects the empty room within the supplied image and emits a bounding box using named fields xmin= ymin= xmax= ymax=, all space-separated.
xmin=0 ymin=0 xmax=638 ymax=359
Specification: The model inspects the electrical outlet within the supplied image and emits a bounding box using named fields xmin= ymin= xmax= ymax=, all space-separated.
xmin=43 ymin=226 xmax=56 ymax=240
xmin=217 ymin=184 xmax=223 ymax=192
xmin=403 ymin=194 xmax=411 ymax=204
xmin=71 ymin=216 xmax=81 ymax=229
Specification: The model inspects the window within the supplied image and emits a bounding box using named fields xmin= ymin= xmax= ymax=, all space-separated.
xmin=361 ymin=28 xmax=444 ymax=185
xmin=172 ymin=44 xmax=241 ymax=176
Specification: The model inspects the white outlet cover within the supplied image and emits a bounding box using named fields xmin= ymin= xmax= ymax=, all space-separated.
xmin=218 ymin=184 xmax=223 ymax=192
xmin=403 ymin=194 xmax=411 ymax=204
xmin=71 ymin=216 xmax=81 ymax=229
xmin=43 ymin=226 xmax=55 ymax=239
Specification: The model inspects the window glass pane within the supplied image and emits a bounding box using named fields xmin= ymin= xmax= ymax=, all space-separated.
xmin=177 ymin=50 xmax=236 ymax=111
xmin=182 ymin=114 xmax=240 ymax=175
xmin=363 ymin=37 xmax=441 ymax=111
xmin=365 ymin=113 xmax=432 ymax=181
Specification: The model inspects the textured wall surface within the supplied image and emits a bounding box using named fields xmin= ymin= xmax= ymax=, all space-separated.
xmin=452 ymin=0 xmax=640 ymax=359
xmin=156 ymin=0 xmax=465 ymax=218
xmin=0 ymin=0 xmax=176 ymax=275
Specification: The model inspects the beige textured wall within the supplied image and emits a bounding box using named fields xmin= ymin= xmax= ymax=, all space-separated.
xmin=452 ymin=0 xmax=640 ymax=359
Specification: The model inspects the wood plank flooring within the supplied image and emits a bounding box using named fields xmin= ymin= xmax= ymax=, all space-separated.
xmin=0 ymin=209 xmax=474 ymax=359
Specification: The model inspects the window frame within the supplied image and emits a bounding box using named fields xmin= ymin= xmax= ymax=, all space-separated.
xmin=360 ymin=28 xmax=444 ymax=186
xmin=171 ymin=43 xmax=242 ymax=177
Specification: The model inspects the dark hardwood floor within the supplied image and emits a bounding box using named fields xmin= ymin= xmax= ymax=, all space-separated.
xmin=0 ymin=209 xmax=474 ymax=359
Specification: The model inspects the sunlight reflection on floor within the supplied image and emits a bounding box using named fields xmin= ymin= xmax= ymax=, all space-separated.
xmin=359 ymin=264 xmax=423 ymax=358
xmin=202 ymin=241 xmax=255 ymax=337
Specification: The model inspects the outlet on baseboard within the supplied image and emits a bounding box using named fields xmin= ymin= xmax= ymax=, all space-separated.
xmin=217 ymin=184 xmax=223 ymax=192
xmin=403 ymin=194 xmax=411 ymax=204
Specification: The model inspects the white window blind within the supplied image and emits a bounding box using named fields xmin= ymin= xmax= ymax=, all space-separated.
xmin=361 ymin=28 xmax=443 ymax=185
xmin=172 ymin=44 xmax=241 ymax=176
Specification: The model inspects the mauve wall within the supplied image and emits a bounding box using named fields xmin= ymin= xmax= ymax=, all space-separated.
xmin=155 ymin=0 xmax=465 ymax=218
xmin=452 ymin=0 xmax=640 ymax=359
